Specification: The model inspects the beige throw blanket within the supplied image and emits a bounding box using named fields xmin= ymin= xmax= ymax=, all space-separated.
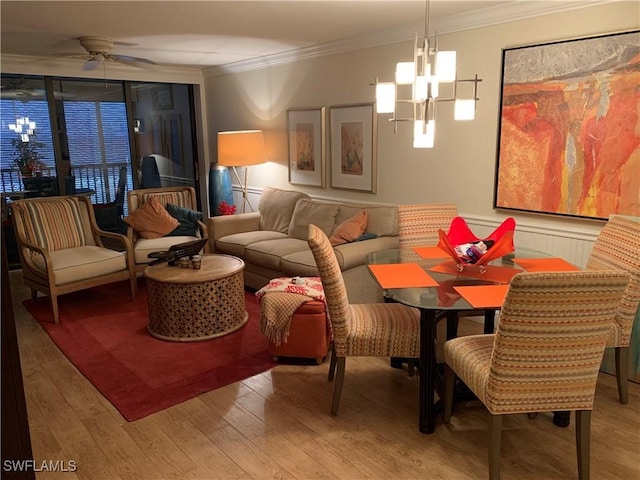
xmin=255 ymin=277 xmax=325 ymax=346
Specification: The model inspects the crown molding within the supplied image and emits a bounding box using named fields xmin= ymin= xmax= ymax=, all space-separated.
xmin=204 ymin=0 xmax=617 ymax=77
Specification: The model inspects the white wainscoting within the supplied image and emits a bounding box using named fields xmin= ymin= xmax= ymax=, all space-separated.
xmin=464 ymin=215 xmax=598 ymax=269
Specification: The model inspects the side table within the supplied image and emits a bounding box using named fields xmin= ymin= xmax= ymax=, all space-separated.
xmin=144 ymin=254 xmax=248 ymax=342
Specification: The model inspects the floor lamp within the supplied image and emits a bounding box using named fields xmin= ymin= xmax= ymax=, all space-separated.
xmin=217 ymin=130 xmax=267 ymax=213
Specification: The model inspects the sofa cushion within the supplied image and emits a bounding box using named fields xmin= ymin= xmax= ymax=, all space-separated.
xmin=329 ymin=210 xmax=368 ymax=246
xmin=259 ymin=187 xmax=309 ymax=233
xmin=216 ymin=231 xmax=287 ymax=257
xmin=124 ymin=196 xmax=179 ymax=239
xmin=32 ymin=245 xmax=128 ymax=286
xmin=334 ymin=235 xmax=400 ymax=270
xmin=281 ymin=249 xmax=326 ymax=276
xmin=245 ymin=238 xmax=309 ymax=270
xmin=337 ymin=204 xmax=398 ymax=237
xmin=288 ymin=199 xmax=339 ymax=240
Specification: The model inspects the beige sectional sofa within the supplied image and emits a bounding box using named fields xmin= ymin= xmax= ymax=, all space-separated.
xmin=207 ymin=187 xmax=399 ymax=303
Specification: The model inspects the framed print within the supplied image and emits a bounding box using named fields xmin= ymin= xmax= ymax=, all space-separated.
xmin=494 ymin=30 xmax=640 ymax=220
xmin=151 ymin=86 xmax=173 ymax=110
xmin=329 ymin=103 xmax=377 ymax=193
xmin=287 ymin=107 xmax=325 ymax=187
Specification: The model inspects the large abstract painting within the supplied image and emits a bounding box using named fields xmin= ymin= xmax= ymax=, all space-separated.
xmin=494 ymin=30 xmax=640 ymax=220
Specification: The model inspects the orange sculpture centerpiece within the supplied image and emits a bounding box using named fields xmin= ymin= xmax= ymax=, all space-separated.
xmin=437 ymin=217 xmax=516 ymax=273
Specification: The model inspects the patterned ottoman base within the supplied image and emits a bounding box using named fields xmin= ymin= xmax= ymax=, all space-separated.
xmin=144 ymin=254 xmax=248 ymax=342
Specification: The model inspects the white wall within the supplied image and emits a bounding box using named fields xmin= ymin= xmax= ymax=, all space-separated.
xmin=204 ymin=1 xmax=639 ymax=266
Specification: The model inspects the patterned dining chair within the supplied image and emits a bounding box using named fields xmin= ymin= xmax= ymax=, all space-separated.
xmin=397 ymin=203 xmax=458 ymax=249
xmin=307 ymin=224 xmax=421 ymax=415
xmin=443 ymin=270 xmax=630 ymax=480
xmin=586 ymin=215 xmax=640 ymax=403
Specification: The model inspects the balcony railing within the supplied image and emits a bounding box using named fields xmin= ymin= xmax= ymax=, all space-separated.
xmin=1 ymin=162 xmax=131 ymax=205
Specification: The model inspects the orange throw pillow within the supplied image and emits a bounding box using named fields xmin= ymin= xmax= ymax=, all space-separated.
xmin=124 ymin=196 xmax=179 ymax=239
xmin=329 ymin=210 xmax=368 ymax=246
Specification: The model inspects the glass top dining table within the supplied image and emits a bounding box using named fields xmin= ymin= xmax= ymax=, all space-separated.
xmin=366 ymin=246 xmax=555 ymax=434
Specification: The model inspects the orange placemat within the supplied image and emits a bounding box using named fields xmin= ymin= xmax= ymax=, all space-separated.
xmin=413 ymin=246 xmax=451 ymax=259
xmin=429 ymin=260 xmax=521 ymax=284
xmin=368 ymin=263 xmax=439 ymax=289
xmin=513 ymin=257 xmax=580 ymax=272
xmin=454 ymin=285 xmax=510 ymax=309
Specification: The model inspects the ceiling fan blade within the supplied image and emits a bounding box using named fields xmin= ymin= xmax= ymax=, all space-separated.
xmin=82 ymin=58 xmax=101 ymax=71
xmin=111 ymin=54 xmax=157 ymax=69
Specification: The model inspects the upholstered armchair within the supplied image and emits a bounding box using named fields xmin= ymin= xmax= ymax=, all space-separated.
xmin=443 ymin=270 xmax=630 ymax=480
xmin=586 ymin=215 xmax=640 ymax=403
xmin=11 ymin=195 xmax=137 ymax=323
xmin=126 ymin=186 xmax=208 ymax=273
xmin=307 ymin=224 xmax=421 ymax=416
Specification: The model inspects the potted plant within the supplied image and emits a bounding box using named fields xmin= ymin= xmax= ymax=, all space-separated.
xmin=12 ymin=137 xmax=45 ymax=176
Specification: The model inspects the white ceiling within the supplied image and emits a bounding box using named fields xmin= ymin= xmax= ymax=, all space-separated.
xmin=0 ymin=0 xmax=614 ymax=71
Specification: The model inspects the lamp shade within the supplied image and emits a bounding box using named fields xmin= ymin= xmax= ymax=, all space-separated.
xmin=218 ymin=130 xmax=266 ymax=167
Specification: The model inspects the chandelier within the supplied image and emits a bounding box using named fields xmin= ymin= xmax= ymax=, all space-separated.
xmin=8 ymin=116 xmax=37 ymax=142
xmin=373 ymin=0 xmax=482 ymax=148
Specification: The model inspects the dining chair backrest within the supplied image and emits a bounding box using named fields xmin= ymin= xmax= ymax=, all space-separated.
xmin=486 ymin=270 xmax=630 ymax=415
xmin=586 ymin=216 xmax=640 ymax=346
xmin=307 ymin=224 xmax=352 ymax=353
xmin=398 ymin=203 xmax=458 ymax=248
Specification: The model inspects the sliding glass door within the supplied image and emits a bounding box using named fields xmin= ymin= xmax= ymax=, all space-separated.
xmin=1 ymin=75 xmax=201 ymax=213
xmin=129 ymin=83 xmax=198 ymax=192
xmin=52 ymin=78 xmax=131 ymax=203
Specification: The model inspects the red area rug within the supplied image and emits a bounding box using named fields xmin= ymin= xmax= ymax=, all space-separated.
xmin=23 ymin=280 xmax=275 ymax=422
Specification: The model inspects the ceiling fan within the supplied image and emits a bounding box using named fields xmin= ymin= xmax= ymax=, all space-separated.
xmin=70 ymin=36 xmax=156 ymax=71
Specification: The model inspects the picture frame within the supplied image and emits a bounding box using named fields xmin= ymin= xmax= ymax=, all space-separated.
xmin=151 ymin=86 xmax=173 ymax=111
xmin=329 ymin=103 xmax=377 ymax=193
xmin=287 ymin=107 xmax=326 ymax=188
xmin=494 ymin=30 xmax=640 ymax=220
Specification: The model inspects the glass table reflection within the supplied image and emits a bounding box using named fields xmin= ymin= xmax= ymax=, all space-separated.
xmin=367 ymin=246 xmax=550 ymax=434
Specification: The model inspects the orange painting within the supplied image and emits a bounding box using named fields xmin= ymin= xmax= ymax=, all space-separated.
xmin=495 ymin=31 xmax=640 ymax=219
xmin=340 ymin=121 xmax=364 ymax=175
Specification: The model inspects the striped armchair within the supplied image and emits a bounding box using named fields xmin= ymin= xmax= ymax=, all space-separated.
xmin=11 ymin=195 xmax=137 ymax=323
xmin=127 ymin=187 xmax=208 ymax=273
xmin=307 ymin=224 xmax=421 ymax=416
xmin=587 ymin=215 xmax=640 ymax=403
xmin=443 ymin=271 xmax=630 ymax=480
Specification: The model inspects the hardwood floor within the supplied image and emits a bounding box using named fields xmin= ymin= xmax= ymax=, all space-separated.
xmin=9 ymin=270 xmax=640 ymax=479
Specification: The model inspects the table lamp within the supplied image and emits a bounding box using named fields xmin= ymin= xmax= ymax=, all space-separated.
xmin=217 ymin=130 xmax=267 ymax=213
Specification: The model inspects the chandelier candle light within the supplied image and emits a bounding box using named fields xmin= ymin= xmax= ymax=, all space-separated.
xmin=373 ymin=0 xmax=482 ymax=148
xmin=217 ymin=130 xmax=267 ymax=213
